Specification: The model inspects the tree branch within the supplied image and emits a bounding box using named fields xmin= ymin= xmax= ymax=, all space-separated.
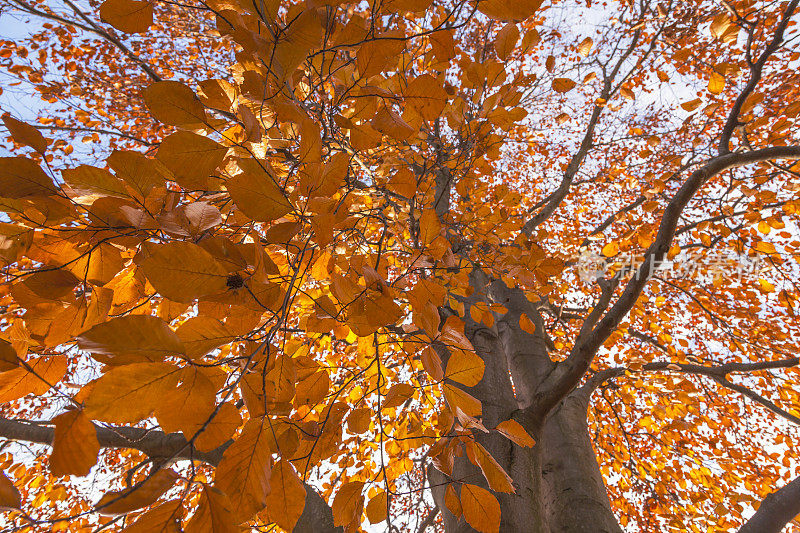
xmin=718 ymin=0 xmax=798 ymax=154
xmin=0 ymin=417 xmax=340 ymax=533
xmin=534 ymin=145 xmax=800 ymax=417
xmin=738 ymin=474 xmax=800 ymax=533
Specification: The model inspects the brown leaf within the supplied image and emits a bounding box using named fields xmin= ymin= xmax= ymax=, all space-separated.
xmin=2 ymin=114 xmax=47 ymax=152
xmin=0 ymin=471 xmax=21 ymax=510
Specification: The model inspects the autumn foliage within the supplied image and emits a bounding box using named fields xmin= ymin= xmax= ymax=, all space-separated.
xmin=0 ymin=0 xmax=800 ymax=532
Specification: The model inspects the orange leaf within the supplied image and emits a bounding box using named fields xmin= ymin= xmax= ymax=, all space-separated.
xmin=50 ymin=410 xmax=100 ymax=477
xmin=142 ymin=81 xmax=206 ymax=126
xmin=263 ymin=460 xmax=306 ymax=532
xmin=0 ymin=356 xmax=67 ymax=404
xmin=444 ymin=349 xmax=485 ymax=387
xmin=214 ymin=418 xmax=272 ymax=523
xmin=96 ymin=469 xmax=178 ymax=515
xmin=332 ymin=481 xmax=364 ymax=527
xmin=184 ymin=485 xmax=238 ymax=533
xmin=477 ymin=0 xmax=542 ymax=21
xmin=121 ymin=500 xmax=182 ymax=533
xmin=495 ymin=419 xmax=536 ymax=448
xmin=460 ymin=483 xmax=500 ymax=533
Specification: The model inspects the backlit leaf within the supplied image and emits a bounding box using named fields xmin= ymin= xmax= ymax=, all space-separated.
xmin=96 ymin=469 xmax=178 ymax=515
xmin=214 ymin=417 xmax=272 ymax=522
xmin=138 ymin=242 xmax=228 ymax=303
xmin=263 ymin=460 xmax=306 ymax=532
xmin=0 ymin=356 xmax=67 ymax=403
xmin=143 ymin=81 xmax=206 ymax=126
xmin=50 ymin=409 xmax=100 ymax=477
xmin=2 ymin=114 xmax=47 ymax=152
xmin=83 ymin=362 xmax=182 ymax=423
xmin=78 ymin=315 xmax=185 ymax=364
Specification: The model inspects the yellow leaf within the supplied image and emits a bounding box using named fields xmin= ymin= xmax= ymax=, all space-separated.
xmin=138 ymin=242 xmax=228 ymax=303
xmin=477 ymin=0 xmax=542 ymax=21
xmin=708 ymin=71 xmax=725 ymax=95
xmin=50 ymin=410 xmax=100 ymax=477
xmin=106 ymin=149 xmax=169 ymax=199
xmin=445 ymin=349 xmax=485 ymax=387
xmin=184 ymin=485 xmax=238 ymax=533
xmin=263 ymin=460 xmax=306 ymax=532
xmin=332 ymin=481 xmax=364 ymax=527
xmin=156 ymin=131 xmax=227 ymax=190
xmin=419 ymin=208 xmax=441 ymax=246
xmin=100 ymin=0 xmax=153 ymax=33
xmin=226 ymin=159 xmax=292 ymax=222
xmin=495 ymin=419 xmax=536 ymax=448
xmin=552 ymin=78 xmax=577 ymax=93
xmin=78 ymin=315 xmax=185 ymax=364
xmin=754 ymin=241 xmax=777 ymax=254
xmin=443 ymin=384 xmax=482 ymax=418
xmin=142 ymin=81 xmax=206 ymax=126
xmin=365 ymin=491 xmax=387 ymax=524
xmin=0 ymin=157 xmax=57 ymax=198
xmin=0 ymin=472 xmax=21 ymax=510
xmin=176 ymin=317 xmax=234 ymax=359
xmin=494 ymin=23 xmax=519 ymax=61
xmin=0 ymin=356 xmax=67 ymax=404
xmin=214 ymin=418 xmax=272 ymax=523
xmin=601 ymin=242 xmax=619 ymax=257
xmin=96 ymin=469 xmax=178 ymax=515
xmin=83 ymin=362 xmax=182 ymax=423
xmin=578 ymin=37 xmax=593 ymax=57
xmin=460 ymin=483 xmax=500 ymax=533
xmin=2 ymin=114 xmax=47 ymax=152
xmin=121 ymin=500 xmax=182 ymax=533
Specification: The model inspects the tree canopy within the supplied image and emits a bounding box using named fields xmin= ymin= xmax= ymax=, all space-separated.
xmin=0 ymin=0 xmax=800 ymax=531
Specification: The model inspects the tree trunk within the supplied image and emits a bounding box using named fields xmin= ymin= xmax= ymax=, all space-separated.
xmin=428 ymin=274 xmax=622 ymax=532
xmin=539 ymin=389 xmax=623 ymax=533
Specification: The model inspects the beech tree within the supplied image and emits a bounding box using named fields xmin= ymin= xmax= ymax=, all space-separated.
xmin=1 ymin=0 xmax=800 ymax=531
